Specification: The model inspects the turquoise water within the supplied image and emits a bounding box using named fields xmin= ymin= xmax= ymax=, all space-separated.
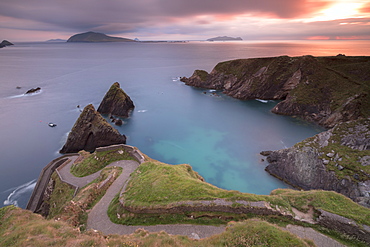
xmin=1 ymin=40 xmax=369 ymax=207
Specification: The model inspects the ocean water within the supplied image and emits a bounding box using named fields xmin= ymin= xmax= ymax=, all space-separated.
xmin=1 ymin=40 xmax=369 ymax=208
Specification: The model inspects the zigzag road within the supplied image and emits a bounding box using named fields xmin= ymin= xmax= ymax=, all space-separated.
xmin=59 ymin=157 xmax=345 ymax=246
xmin=59 ymin=158 xmax=226 ymax=239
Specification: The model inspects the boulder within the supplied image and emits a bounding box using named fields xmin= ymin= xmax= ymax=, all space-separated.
xmin=60 ymin=104 xmax=126 ymax=153
xmin=97 ymin=82 xmax=134 ymax=118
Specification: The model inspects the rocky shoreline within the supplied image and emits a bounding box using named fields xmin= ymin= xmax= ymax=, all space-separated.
xmin=181 ymin=55 xmax=370 ymax=207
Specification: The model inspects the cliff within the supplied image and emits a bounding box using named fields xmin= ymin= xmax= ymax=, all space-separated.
xmin=265 ymin=118 xmax=370 ymax=207
xmin=67 ymin=31 xmax=135 ymax=42
xmin=59 ymin=104 xmax=126 ymax=153
xmin=0 ymin=40 xmax=14 ymax=48
xmin=181 ymin=55 xmax=370 ymax=128
xmin=97 ymin=82 xmax=135 ymax=118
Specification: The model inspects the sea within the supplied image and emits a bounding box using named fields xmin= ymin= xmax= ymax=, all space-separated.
xmin=1 ymin=40 xmax=369 ymax=208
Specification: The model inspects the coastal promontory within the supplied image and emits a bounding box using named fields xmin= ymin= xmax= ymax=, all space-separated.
xmin=181 ymin=55 xmax=370 ymax=128
xmin=97 ymin=82 xmax=135 ymax=118
xmin=67 ymin=31 xmax=135 ymax=42
xmin=59 ymin=104 xmax=126 ymax=153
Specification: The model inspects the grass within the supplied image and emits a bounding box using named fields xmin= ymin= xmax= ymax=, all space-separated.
xmin=45 ymin=172 xmax=76 ymax=219
xmin=0 ymin=206 xmax=315 ymax=247
xmin=70 ymin=147 xmax=135 ymax=177
xmin=117 ymin=159 xmax=370 ymax=228
xmin=270 ymin=189 xmax=370 ymax=226
xmin=122 ymin=160 xmax=267 ymax=208
xmin=296 ymin=118 xmax=370 ymax=181
xmin=47 ymin=166 xmax=122 ymax=231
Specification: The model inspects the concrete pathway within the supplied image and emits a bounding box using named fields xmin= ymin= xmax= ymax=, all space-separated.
xmin=58 ymin=157 xmax=348 ymax=245
xmin=58 ymin=158 xmax=226 ymax=239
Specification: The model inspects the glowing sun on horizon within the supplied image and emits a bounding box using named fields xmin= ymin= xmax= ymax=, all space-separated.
xmin=310 ymin=2 xmax=363 ymax=21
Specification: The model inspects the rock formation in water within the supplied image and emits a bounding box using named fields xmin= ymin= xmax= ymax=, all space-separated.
xmin=60 ymin=104 xmax=126 ymax=153
xmin=67 ymin=31 xmax=135 ymax=42
xmin=0 ymin=40 xmax=14 ymax=48
xmin=97 ymin=82 xmax=135 ymax=118
xmin=181 ymin=55 xmax=370 ymax=128
xmin=264 ymin=118 xmax=370 ymax=207
xmin=25 ymin=87 xmax=41 ymax=94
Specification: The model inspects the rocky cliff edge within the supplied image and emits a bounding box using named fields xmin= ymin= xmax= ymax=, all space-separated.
xmin=265 ymin=118 xmax=370 ymax=207
xmin=181 ymin=55 xmax=370 ymax=128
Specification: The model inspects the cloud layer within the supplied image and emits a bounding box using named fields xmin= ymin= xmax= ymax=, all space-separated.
xmin=0 ymin=0 xmax=369 ymax=41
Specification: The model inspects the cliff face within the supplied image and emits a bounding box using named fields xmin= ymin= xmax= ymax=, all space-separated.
xmin=97 ymin=82 xmax=135 ymax=118
xmin=181 ymin=55 xmax=370 ymax=128
xmin=265 ymin=118 xmax=370 ymax=207
xmin=60 ymin=104 xmax=126 ymax=153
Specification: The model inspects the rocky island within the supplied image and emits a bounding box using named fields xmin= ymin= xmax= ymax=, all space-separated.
xmin=97 ymin=82 xmax=135 ymax=118
xmin=0 ymin=40 xmax=14 ymax=48
xmin=67 ymin=31 xmax=136 ymax=42
xmin=59 ymin=104 xmax=127 ymax=153
xmin=207 ymin=36 xmax=243 ymax=41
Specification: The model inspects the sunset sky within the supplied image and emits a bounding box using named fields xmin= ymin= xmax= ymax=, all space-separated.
xmin=1 ymin=0 xmax=370 ymax=41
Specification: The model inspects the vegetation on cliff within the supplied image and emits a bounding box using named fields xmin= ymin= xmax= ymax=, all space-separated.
xmin=97 ymin=82 xmax=135 ymax=118
xmin=0 ymin=206 xmax=314 ymax=247
xmin=181 ymin=55 xmax=370 ymax=128
xmin=67 ymin=31 xmax=135 ymax=42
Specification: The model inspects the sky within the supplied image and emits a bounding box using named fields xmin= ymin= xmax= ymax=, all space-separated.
xmin=0 ymin=0 xmax=370 ymax=41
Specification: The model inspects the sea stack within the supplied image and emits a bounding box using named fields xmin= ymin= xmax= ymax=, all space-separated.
xmin=97 ymin=82 xmax=135 ymax=118
xmin=60 ymin=104 xmax=126 ymax=153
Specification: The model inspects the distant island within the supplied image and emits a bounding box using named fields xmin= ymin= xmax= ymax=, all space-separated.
xmin=207 ymin=36 xmax=243 ymax=41
xmin=46 ymin=39 xmax=67 ymax=42
xmin=67 ymin=31 xmax=136 ymax=43
xmin=0 ymin=40 xmax=14 ymax=48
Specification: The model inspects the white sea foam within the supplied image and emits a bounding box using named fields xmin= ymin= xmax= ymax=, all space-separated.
xmin=138 ymin=110 xmax=147 ymax=113
xmin=256 ymin=99 xmax=269 ymax=103
xmin=3 ymin=180 xmax=36 ymax=207
xmin=7 ymin=90 xmax=43 ymax=99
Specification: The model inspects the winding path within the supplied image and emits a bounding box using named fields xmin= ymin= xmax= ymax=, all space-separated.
xmin=59 ymin=158 xmax=226 ymax=239
xmin=58 ymin=156 xmax=346 ymax=245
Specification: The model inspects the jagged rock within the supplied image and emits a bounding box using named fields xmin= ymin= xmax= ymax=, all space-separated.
xmin=97 ymin=82 xmax=134 ymax=118
xmin=0 ymin=40 xmax=14 ymax=48
xmin=60 ymin=104 xmax=126 ymax=153
xmin=25 ymin=87 xmax=41 ymax=94
xmin=182 ymin=56 xmax=370 ymax=128
xmin=265 ymin=118 xmax=370 ymax=208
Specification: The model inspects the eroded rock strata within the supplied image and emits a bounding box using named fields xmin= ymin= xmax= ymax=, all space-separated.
xmin=97 ymin=82 xmax=135 ymax=118
xmin=181 ymin=55 xmax=370 ymax=128
xmin=60 ymin=104 xmax=126 ymax=153
xmin=265 ymin=118 xmax=370 ymax=207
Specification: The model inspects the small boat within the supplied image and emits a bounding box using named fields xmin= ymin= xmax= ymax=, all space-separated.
xmin=48 ymin=123 xmax=57 ymax=127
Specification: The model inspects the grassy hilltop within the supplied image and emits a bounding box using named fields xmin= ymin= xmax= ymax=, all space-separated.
xmin=1 ymin=148 xmax=370 ymax=246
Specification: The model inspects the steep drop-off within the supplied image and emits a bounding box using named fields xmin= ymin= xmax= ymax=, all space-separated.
xmin=265 ymin=118 xmax=370 ymax=207
xmin=181 ymin=55 xmax=370 ymax=128
xmin=60 ymin=104 xmax=126 ymax=153
xmin=97 ymin=82 xmax=135 ymax=118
